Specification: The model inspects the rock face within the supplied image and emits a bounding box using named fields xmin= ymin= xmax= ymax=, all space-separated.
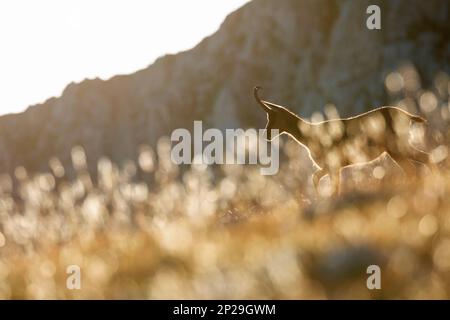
xmin=0 ymin=0 xmax=449 ymax=176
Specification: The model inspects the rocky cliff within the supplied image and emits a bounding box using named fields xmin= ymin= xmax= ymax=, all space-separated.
xmin=0 ymin=0 xmax=449 ymax=176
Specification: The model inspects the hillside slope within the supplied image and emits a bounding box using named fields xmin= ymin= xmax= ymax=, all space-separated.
xmin=0 ymin=0 xmax=449 ymax=175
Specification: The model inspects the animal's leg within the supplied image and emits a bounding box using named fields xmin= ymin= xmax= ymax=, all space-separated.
xmin=329 ymin=169 xmax=341 ymax=197
xmin=389 ymin=152 xmax=417 ymax=176
xmin=407 ymin=145 xmax=438 ymax=174
xmin=408 ymin=145 xmax=430 ymax=164
xmin=312 ymin=168 xmax=328 ymax=196
xmin=384 ymin=152 xmax=405 ymax=175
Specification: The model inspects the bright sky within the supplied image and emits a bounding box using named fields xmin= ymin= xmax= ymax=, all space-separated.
xmin=0 ymin=0 xmax=250 ymax=116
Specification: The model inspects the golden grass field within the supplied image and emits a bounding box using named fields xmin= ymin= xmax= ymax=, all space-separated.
xmin=0 ymin=66 xmax=449 ymax=299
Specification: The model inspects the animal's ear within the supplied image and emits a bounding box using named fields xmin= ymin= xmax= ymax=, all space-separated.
xmin=261 ymin=101 xmax=284 ymax=113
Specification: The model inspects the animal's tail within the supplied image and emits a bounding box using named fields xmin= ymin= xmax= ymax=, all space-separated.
xmin=398 ymin=107 xmax=428 ymax=124
xmin=410 ymin=114 xmax=428 ymax=124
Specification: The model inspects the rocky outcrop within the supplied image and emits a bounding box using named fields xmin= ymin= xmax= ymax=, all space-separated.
xmin=0 ymin=0 xmax=448 ymax=176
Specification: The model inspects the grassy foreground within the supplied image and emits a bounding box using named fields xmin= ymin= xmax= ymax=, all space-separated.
xmin=1 ymin=67 xmax=450 ymax=299
xmin=0 ymin=140 xmax=449 ymax=299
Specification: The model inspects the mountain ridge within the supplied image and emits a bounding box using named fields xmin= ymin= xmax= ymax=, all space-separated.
xmin=0 ymin=0 xmax=449 ymax=177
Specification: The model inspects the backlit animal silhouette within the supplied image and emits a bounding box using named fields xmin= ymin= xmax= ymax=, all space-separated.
xmin=254 ymin=86 xmax=431 ymax=196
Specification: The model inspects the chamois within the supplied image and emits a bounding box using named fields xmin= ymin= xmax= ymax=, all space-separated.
xmin=254 ymin=86 xmax=431 ymax=196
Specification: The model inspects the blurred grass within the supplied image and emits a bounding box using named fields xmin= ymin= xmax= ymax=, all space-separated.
xmin=0 ymin=65 xmax=450 ymax=299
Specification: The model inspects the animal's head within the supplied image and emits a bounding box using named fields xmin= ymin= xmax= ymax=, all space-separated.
xmin=253 ymin=86 xmax=285 ymax=140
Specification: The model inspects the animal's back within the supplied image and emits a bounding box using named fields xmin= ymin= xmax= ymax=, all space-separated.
xmin=351 ymin=106 xmax=425 ymax=124
xmin=310 ymin=106 xmax=425 ymax=168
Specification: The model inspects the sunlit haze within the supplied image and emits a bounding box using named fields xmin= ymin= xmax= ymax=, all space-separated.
xmin=0 ymin=0 xmax=250 ymax=116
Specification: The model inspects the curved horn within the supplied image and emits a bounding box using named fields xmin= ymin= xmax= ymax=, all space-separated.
xmin=254 ymin=86 xmax=271 ymax=112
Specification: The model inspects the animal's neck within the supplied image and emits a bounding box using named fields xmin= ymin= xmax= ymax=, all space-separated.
xmin=282 ymin=112 xmax=310 ymax=145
